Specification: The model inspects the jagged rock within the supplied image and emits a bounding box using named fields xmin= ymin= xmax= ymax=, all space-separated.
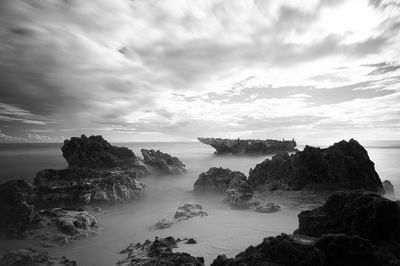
xmin=198 ymin=137 xmax=297 ymax=154
xmin=0 ymin=248 xmax=78 ymax=266
xmin=194 ymin=167 xmax=247 ymax=193
xmin=0 ymin=180 xmax=36 ymax=237
xmin=154 ymin=203 xmax=207 ymax=229
xmin=249 ymin=139 xmax=383 ymax=193
xmin=383 ymin=180 xmax=395 ymax=194
xmin=186 ymin=238 xmax=197 ymax=244
xmin=141 ymin=149 xmax=186 ymax=175
xmin=210 ymin=233 xmax=324 ymax=266
xmin=295 ymin=191 xmax=400 ymax=244
xmin=254 ymin=202 xmax=281 ymax=213
xmin=34 ymin=169 xmax=145 ymax=207
xmin=117 ymin=236 xmax=204 ymax=265
xmin=225 ymin=179 xmax=254 ymax=208
xmin=62 ymin=135 xmax=138 ymax=168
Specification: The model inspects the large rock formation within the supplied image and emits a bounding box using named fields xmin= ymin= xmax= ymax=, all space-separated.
xmin=141 ymin=149 xmax=186 ymax=175
xmin=295 ymin=191 xmax=400 ymax=244
xmin=225 ymin=178 xmax=254 ymax=208
xmin=249 ymin=139 xmax=383 ymax=193
xmin=118 ymin=236 xmax=204 ymax=265
xmin=194 ymin=167 xmax=248 ymax=193
xmin=0 ymin=248 xmax=78 ymax=266
xmin=62 ymin=135 xmax=138 ymax=168
xmin=198 ymin=137 xmax=297 ymax=154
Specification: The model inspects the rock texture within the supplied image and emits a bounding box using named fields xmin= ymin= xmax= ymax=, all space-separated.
xmin=141 ymin=149 xmax=186 ymax=175
xmin=249 ymin=139 xmax=383 ymax=193
xmin=198 ymin=137 xmax=297 ymax=154
xmin=0 ymin=180 xmax=36 ymax=237
xmin=295 ymin=191 xmax=400 ymax=244
xmin=383 ymin=180 xmax=395 ymax=194
xmin=154 ymin=203 xmax=207 ymax=229
xmin=62 ymin=135 xmax=138 ymax=168
xmin=0 ymin=248 xmax=78 ymax=266
xmin=117 ymin=236 xmax=204 ymax=266
xmin=225 ymin=179 xmax=254 ymax=208
xmin=194 ymin=167 xmax=247 ymax=193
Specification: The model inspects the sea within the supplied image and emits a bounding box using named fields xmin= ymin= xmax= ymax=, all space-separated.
xmin=0 ymin=140 xmax=399 ymax=265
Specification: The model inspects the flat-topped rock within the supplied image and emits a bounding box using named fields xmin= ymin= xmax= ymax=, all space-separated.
xmin=198 ymin=137 xmax=297 ymax=154
xmin=194 ymin=167 xmax=247 ymax=193
xmin=249 ymin=139 xmax=383 ymax=193
xmin=62 ymin=135 xmax=138 ymax=168
xmin=141 ymin=149 xmax=186 ymax=175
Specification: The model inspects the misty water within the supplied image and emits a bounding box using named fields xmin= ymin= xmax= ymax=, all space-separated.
xmin=0 ymin=141 xmax=400 ymax=265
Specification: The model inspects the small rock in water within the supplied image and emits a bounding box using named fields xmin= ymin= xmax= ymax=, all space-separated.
xmin=254 ymin=202 xmax=281 ymax=213
xmin=153 ymin=203 xmax=208 ymax=229
xmin=186 ymin=238 xmax=197 ymax=244
xmin=383 ymin=180 xmax=394 ymax=194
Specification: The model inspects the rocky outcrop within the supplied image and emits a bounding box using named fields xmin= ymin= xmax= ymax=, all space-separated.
xmin=154 ymin=203 xmax=207 ymax=229
xmin=34 ymin=168 xmax=145 ymax=207
xmin=141 ymin=149 xmax=186 ymax=175
xmin=383 ymin=180 xmax=395 ymax=194
xmin=194 ymin=167 xmax=247 ymax=193
xmin=249 ymin=139 xmax=383 ymax=193
xmin=0 ymin=180 xmax=36 ymax=237
xmin=198 ymin=137 xmax=297 ymax=154
xmin=254 ymin=202 xmax=281 ymax=213
xmin=117 ymin=236 xmax=204 ymax=265
xmin=295 ymin=191 xmax=400 ymax=244
xmin=0 ymin=248 xmax=78 ymax=266
xmin=225 ymin=179 xmax=254 ymax=208
xmin=62 ymin=135 xmax=138 ymax=169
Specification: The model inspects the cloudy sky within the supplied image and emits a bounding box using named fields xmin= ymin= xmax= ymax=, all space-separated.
xmin=0 ymin=0 xmax=399 ymax=144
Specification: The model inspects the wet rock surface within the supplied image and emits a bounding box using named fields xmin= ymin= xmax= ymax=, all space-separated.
xmin=249 ymin=139 xmax=383 ymax=193
xmin=141 ymin=149 xmax=186 ymax=175
xmin=253 ymin=202 xmax=281 ymax=213
xmin=117 ymin=236 xmax=204 ymax=266
xmin=194 ymin=167 xmax=247 ymax=193
xmin=154 ymin=203 xmax=208 ymax=229
xmin=0 ymin=248 xmax=78 ymax=266
xmin=198 ymin=137 xmax=297 ymax=154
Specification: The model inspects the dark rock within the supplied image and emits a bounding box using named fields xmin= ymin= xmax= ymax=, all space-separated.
xmin=118 ymin=236 xmax=204 ymax=265
xmin=0 ymin=180 xmax=36 ymax=237
xmin=249 ymin=139 xmax=383 ymax=193
xmin=34 ymin=168 xmax=145 ymax=207
xmin=0 ymin=248 xmax=78 ymax=266
xmin=186 ymin=238 xmax=197 ymax=244
xmin=383 ymin=180 xmax=395 ymax=194
xmin=141 ymin=149 xmax=186 ymax=175
xmin=62 ymin=135 xmax=138 ymax=168
xmin=198 ymin=137 xmax=297 ymax=154
xmin=210 ymin=233 xmax=324 ymax=266
xmin=154 ymin=203 xmax=207 ymax=229
xmin=225 ymin=179 xmax=254 ymax=208
xmin=295 ymin=191 xmax=400 ymax=244
xmin=194 ymin=167 xmax=247 ymax=193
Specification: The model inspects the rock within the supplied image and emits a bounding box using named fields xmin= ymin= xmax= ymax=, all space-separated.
xmin=34 ymin=168 xmax=145 ymax=207
xmin=254 ymin=202 xmax=281 ymax=213
xmin=62 ymin=135 xmax=138 ymax=169
xmin=141 ymin=149 xmax=186 ymax=175
xmin=0 ymin=180 xmax=36 ymax=237
xmin=154 ymin=204 xmax=207 ymax=229
xmin=225 ymin=179 xmax=254 ymax=208
xmin=249 ymin=139 xmax=383 ymax=193
xmin=186 ymin=238 xmax=197 ymax=244
xmin=0 ymin=248 xmax=78 ymax=266
xmin=194 ymin=167 xmax=247 ymax=193
xmin=295 ymin=191 xmax=400 ymax=244
xmin=117 ymin=236 xmax=204 ymax=266
xmin=210 ymin=233 xmax=324 ymax=266
xmin=198 ymin=137 xmax=297 ymax=154
xmin=383 ymin=180 xmax=395 ymax=194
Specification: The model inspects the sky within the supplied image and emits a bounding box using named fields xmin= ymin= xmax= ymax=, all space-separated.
xmin=0 ymin=0 xmax=399 ymax=144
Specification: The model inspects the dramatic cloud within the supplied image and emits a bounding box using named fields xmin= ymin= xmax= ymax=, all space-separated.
xmin=0 ymin=0 xmax=399 ymax=143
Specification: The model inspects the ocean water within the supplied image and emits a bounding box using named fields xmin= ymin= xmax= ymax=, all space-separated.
xmin=0 ymin=141 xmax=399 ymax=265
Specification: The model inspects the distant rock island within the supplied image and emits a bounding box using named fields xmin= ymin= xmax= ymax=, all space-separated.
xmin=197 ymin=137 xmax=297 ymax=154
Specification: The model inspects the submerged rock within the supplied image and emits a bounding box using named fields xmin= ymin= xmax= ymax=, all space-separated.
xmin=154 ymin=203 xmax=207 ymax=229
xmin=0 ymin=180 xmax=36 ymax=237
xmin=194 ymin=167 xmax=247 ymax=193
xmin=383 ymin=180 xmax=395 ymax=194
xmin=141 ymin=149 xmax=186 ymax=175
xmin=0 ymin=248 xmax=78 ymax=266
xmin=295 ymin=191 xmax=400 ymax=244
xmin=249 ymin=139 xmax=383 ymax=193
xmin=62 ymin=135 xmax=138 ymax=169
xmin=117 ymin=236 xmax=204 ymax=266
xmin=198 ymin=137 xmax=297 ymax=154
xmin=254 ymin=202 xmax=281 ymax=213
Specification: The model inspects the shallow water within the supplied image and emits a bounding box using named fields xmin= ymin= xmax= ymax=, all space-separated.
xmin=0 ymin=141 xmax=399 ymax=265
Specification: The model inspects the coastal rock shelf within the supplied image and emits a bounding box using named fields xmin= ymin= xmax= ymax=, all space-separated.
xmin=249 ymin=139 xmax=383 ymax=193
xmin=198 ymin=137 xmax=297 ymax=154
xmin=0 ymin=248 xmax=78 ymax=266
